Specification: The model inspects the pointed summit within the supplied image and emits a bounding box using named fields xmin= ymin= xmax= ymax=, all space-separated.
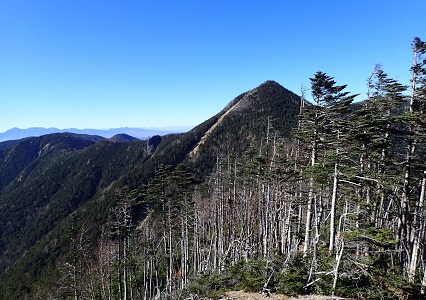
xmin=232 ymin=80 xmax=299 ymax=111
xmin=188 ymin=80 xmax=301 ymax=173
xmin=258 ymin=79 xmax=285 ymax=88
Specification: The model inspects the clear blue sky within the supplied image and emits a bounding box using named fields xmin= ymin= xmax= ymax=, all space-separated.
xmin=1 ymin=0 xmax=425 ymax=132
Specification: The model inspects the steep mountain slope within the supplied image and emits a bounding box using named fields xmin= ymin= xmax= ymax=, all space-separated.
xmin=0 ymin=133 xmax=103 ymax=193
xmin=119 ymin=80 xmax=301 ymax=184
xmin=0 ymin=81 xmax=302 ymax=298
xmin=0 ymin=134 xmax=155 ymax=274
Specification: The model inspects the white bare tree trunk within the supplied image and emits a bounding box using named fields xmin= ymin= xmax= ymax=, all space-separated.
xmin=408 ymin=171 xmax=426 ymax=283
xmin=303 ymin=139 xmax=317 ymax=255
xmin=329 ymin=159 xmax=339 ymax=255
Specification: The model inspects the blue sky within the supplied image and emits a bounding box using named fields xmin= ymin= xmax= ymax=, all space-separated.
xmin=1 ymin=1 xmax=425 ymax=132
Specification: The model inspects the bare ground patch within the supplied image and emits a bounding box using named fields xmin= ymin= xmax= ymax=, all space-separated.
xmin=216 ymin=291 xmax=351 ymax=300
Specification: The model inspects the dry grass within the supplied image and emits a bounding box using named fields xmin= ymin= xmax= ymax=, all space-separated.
xmin=217 ymin=291 xmax=351 ymax=300
xmin=188 ymin=101 xmax=240 ymax=157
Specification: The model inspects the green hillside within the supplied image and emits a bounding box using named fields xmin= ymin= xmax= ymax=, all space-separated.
xmin=2 ymin=41 xmax=426 ymax=300
xmin=0 ymin=81 xmax=301 ymax=298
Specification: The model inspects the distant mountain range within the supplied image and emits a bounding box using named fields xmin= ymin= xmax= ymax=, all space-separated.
xmin=0 ymin=126 xmax=192 ymax=142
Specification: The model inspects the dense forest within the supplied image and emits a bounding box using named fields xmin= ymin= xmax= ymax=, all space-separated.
xmin=1 ymin=37 xmax=426 ymax=299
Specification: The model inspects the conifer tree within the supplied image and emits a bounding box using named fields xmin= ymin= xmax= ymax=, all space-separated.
xmin=406 ymin=37 xmax=426 ymax=285
xmin=354 ymin=65 xmax=407 ymax=230
xmin=309 ymin=71 xmax=357 ymax=255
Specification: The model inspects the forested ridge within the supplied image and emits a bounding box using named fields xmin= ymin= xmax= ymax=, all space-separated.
xmin=1 ymin=38 xmax=426 ymax=299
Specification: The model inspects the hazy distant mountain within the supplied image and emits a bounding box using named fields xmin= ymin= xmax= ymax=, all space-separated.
xmin=0 ymin=126 xmax=192 ymax=142
xmin=109 ymin=133 xmax=141 ymax=142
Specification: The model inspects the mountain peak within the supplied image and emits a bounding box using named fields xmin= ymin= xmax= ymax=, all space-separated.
xmin=251 ymin=80 xmax=293 ymax=95
xmin=109 ymin=134 xmax=140 ymax=142
xmin=188 ymin=80 xmax=301 ymax=161
xmin=258 ymin=80 xmax=282 ymax=87
xmin=226 ymin=80 xmax=299 ymax=113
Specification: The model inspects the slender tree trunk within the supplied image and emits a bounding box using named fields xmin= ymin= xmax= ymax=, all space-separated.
xmin=303 ymin=138 xmax=317 ymax=255
xmin=168 ymin=203 xmax=173 ymax=294
xmin=333 ymin=236 xmax=344 ymax=291
xmin=329 ymin=158 xmax=339 ymax=255
xmin=408 ymin=171 xmax=426 ymax=283
xmin=421 ymin=252 xmax=426 ymax=294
